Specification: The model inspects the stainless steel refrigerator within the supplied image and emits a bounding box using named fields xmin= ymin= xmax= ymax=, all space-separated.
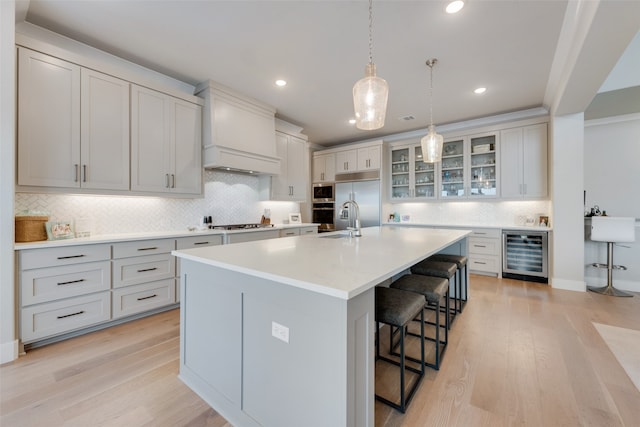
xmin=334 ymin=174 xmax=381 ymax=231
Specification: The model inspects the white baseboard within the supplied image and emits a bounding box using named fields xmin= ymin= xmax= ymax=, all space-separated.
xmin=585 ymin=276 xmax=640 ymax=293
xmin=551 ymin=278 xmax=586 ymax=292
xmin=0 ymin=339 xmax=19 ymax=364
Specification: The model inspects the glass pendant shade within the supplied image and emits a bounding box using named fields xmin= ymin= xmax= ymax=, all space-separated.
xmin=421 ymin=125 xmax=444 ymax=163
xmin=353 ymin=63 xmax=389 ymax=130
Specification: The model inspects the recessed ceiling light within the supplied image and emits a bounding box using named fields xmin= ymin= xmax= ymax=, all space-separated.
xmin=446 ymin=1 xmax=465 ymax=14
xmin=474 ymin=87 xmax=487 ymax=94
xmin=275 ymin=79 xmax=287 ymax=87
xmin=349 ymin=119 xmax=356 ymax=125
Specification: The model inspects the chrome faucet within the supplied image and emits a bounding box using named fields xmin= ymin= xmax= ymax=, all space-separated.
xmin=340 ymin=200 xmax=362 ymax=237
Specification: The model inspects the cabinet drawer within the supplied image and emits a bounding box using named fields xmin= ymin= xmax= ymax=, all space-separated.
xmin=176 ymin=235 xmax=223 ymax=250
xmin=112 ymin=253 xmax=175 ymax=288
xmin=20 ymin=244 xmax=111 ymax=270
xmin=279 ymin=228 xmax=300 ymax=238
xmin=21 ymin=261 xmax=111 ymax=306
xmin=226 ymin=230 xmax=280 ymax=244
xmin=21 ymin=292 xmax=111 ymax=343
xmin=470 ymin=228 xmax=500 ymax=239
xmin=112 ymin=279 xmax=176 ymax=319
xmin=299 ymin=226 xmax=318 ymax=235
xmin=468 ymin=237 xmax=500 ymax=256
xmin=112 ymin=238 xmax=174 ymax=259
xmin=469 ymin=255 xmax=500 ymax=273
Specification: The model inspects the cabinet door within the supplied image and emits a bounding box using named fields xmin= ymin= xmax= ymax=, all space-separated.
xmin=80 ymin=69 xmax=130 ymax=190
xmin=499 ymin=128 xmax=522 ymax=198
xmin=312 ymin=155 xmax=324 ymax=182
xmin=270 ymin=132 xmax=291 ymax=199
xmin=468 ymin=133 xmax=497 ymax=198
xmin=390 ymin=147 xmax=410 ymax=199
xmin=18 ymin=48 xmax=80 ymax=188
xmin=131 ymin=85 xmax=171 ymax=193
xmin=522 ymin=123 xmax=547 ymax=198
xmin=357 ymin=146 xmax=381 ymax=170
xmin=287 ymin=135 xmax=307 ymax=200
xmin=413 ymin=145 xmax=436 ymax=199
xmin=336 ymin=150 xmax=357 ymax=173
xmin=172 ymin=99 xmax=202 ymax=194
xmin=440 ymin=139 xmax=465 ymax=198
xmin=313 ymin=154 xmax=336 ymax=182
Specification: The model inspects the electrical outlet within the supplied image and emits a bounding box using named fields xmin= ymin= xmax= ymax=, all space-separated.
xmin=271 ymin=321 xmax=289 ymax=344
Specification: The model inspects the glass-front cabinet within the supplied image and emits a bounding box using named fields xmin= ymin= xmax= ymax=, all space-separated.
xmin=440 ymin=132 xmax=498 ymax=199
xmin=391 ymin=145 xmax=436 ymax=200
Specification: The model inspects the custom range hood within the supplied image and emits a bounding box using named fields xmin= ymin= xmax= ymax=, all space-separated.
xmin=195 ymin=80 xmax=281 ymax=175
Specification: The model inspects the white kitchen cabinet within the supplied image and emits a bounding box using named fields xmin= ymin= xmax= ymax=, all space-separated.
xmin=18 ymin=47 xmax=80 ymax=188
xmin=312 ymin=153 xmax=336 ymax=183
xmin=18 ymin=243 xmax=112 ymax=343
xmin=440 ymin=132 xmax=498 ymax=199
xmin=468 ymin=228 xmax=501 ymax=276
xmin=175 ymin=235 xmax=224 ymax=302
xmin=390 ymin=143 xmax=437 ymax=200
xmin=17 ymin=48 xmax=130 ymax=191
xmin=500 ymin=123 xmax=547 ymax=199
xmin=261 ymin=122 xmax=309 ymax=202
xmin=131 ymin=84 xmax=202 ymax=195
xmin=112 ymin=279 xmax=176 ymax=319
xmin=335 ymin=143 xmax=381 ymax=174
xmin=335 ymin=150 xmax=358 ymax=174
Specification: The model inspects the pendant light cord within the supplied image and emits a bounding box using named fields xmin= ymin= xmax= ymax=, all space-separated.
xmin=427 ymin=59 xmax=437 ymax=127
xmin=368 ymin=0 xmax=373 ymax=65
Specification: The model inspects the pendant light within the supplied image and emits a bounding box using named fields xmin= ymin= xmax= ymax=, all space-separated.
xmin=352 ymin=0 xmax=388 ymax=130
xmin=421 ymin=59 xmax=443 ymax=163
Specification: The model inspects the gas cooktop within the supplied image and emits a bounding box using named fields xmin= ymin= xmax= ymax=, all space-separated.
xmin=211 ymin=223 xmax=274 ymax=230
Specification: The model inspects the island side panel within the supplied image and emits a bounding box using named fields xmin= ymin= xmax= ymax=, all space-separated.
xmin=178 ymin=258 xmax=375 ymax=427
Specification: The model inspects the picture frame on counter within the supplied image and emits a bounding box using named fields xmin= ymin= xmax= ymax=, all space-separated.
xmin=289 ymin=213 xmax=302 ymax=224
xmin=538 ymin=215 xmax=549 ymax=227
xmin=45 ymin=220 xmax=75 ymax=240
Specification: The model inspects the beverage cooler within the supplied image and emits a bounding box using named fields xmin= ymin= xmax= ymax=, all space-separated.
xmin=502 ymin=230 xmax=548 ymax=283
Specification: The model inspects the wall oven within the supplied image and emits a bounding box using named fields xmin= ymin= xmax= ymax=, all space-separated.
xmin=312 ymin=183 xmax=335 ymax=202
xmin=312 ymin=202 xmax=335 ymax=232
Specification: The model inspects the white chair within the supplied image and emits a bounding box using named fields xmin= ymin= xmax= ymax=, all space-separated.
xmin=588 ymin=216 xmax=636 ymax=297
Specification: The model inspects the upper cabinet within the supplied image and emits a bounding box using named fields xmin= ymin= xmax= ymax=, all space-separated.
xmin=312 ymin=153 xmax=336 ymax=183
xmin=390 ymin=145 xmax=437 ymax=200
xmin=18 ymin=48 xmax=129 ymax=190
xmin=131 ymin=85 xmax=202 ymax=195
xmin=16 ymin=45 xmax=203 ymax=197
xmin=260 ymin=121 xmax=309 ymax=202
xmin=440 ymin=133 xmax=498 ymax=199
xmin=335 ymin=145 xmax=381 ymax=174
xmin=500 ymin=123 xmax=547 ymax=199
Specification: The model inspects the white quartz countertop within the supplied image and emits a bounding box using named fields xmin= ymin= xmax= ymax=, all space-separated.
xmin=173 ymin=226 xmax=470 ymax=300
xmin=14 ymin=223 xmax=319 ymax=250
xmin=382 ymin=221 xmax=552 ymax=231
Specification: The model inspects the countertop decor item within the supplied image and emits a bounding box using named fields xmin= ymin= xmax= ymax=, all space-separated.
xmin=15 ymin=214 xmax=49 ymax=242
xmin=45 ymin=220 xmax=75 ymax=240
xmin=288 ymin=213 xmax=302 ymax=224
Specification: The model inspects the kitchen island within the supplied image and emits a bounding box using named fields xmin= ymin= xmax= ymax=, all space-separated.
xmin=173 ymin=226 xmax=469 ymax=427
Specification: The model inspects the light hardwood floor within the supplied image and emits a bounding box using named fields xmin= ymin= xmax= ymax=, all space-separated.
xmin=1 ymin=275 xmax=639 ymax=427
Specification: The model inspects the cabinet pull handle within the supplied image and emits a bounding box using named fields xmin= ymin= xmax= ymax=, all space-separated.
xmin=57 ymin=254 xmax=85 ymax=260
xmin=137 ymin=267 xmax=158 ymax=273
xmin=74 ymin=164 xmax=79 ymax=182
xmin=165 ymin=174 xmax=170 ymax=188
xmin=321 ymin=172 xmax=324 ymax=181
xmin=83 ymin=165 xmax=87 ymax=183
xmin=57 ymin=310 xmax=85 ymax=319
xmin=137 ymin=294 xmax=157 ymax=301
xmin=474 ymin=245 xmax=487 ymax=248
xmin=193 ymin=241 xmax=210 ymax=245
xmin=523 ymin=184 xmax=527 ymax=194
xmin=474 ymin=232 xmax=487 ymax=235
xmin=57 ymin=279 xmax=85 ymax=286
xmin=171 ymin=174 xmax=176 ymax=188
xmin=137 ymin=247 xmax=158 ymax=251
xmin=475 ymin=261 xmax=487 ymax=265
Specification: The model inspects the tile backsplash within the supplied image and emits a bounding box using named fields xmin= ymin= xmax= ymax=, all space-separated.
xmin=15 ymin=171 xmax=301 ymax=236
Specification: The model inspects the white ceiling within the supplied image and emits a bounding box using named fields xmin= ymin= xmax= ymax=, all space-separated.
xmin=16 ymin=0 xmax=640 ymax=146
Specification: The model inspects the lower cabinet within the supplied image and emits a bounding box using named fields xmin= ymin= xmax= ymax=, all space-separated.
xmin=468 ymin=228 xmax=501 ymax=276
xmin=112 ymin=278 xmax=176 ymax=319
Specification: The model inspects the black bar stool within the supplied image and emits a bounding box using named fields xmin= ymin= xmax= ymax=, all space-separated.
xmin=390 ymin=274 xmax=449 ymax=370
xmin=410 ymin=259 xmax=457 ymax=327
xmin=427 ymin=254 xmax=468 ymax=313
xmin=375 ymin=286 xmax=426 ymax=413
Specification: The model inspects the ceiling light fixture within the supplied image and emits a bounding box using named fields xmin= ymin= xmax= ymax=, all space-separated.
xmin=474 ymin=87 xmax=486 ymax=94
xmin=349 ymin=119 xmax=357 ymax=124
xmin=352 ymin=0 xmax=388 ymax=130
xmin=275 ymin=79 xmax=287 ymax=87
xmin=421 ymin=59 xmax=444 ymax=163
xmin=446 ymin=1 xmax=465 ymax=14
